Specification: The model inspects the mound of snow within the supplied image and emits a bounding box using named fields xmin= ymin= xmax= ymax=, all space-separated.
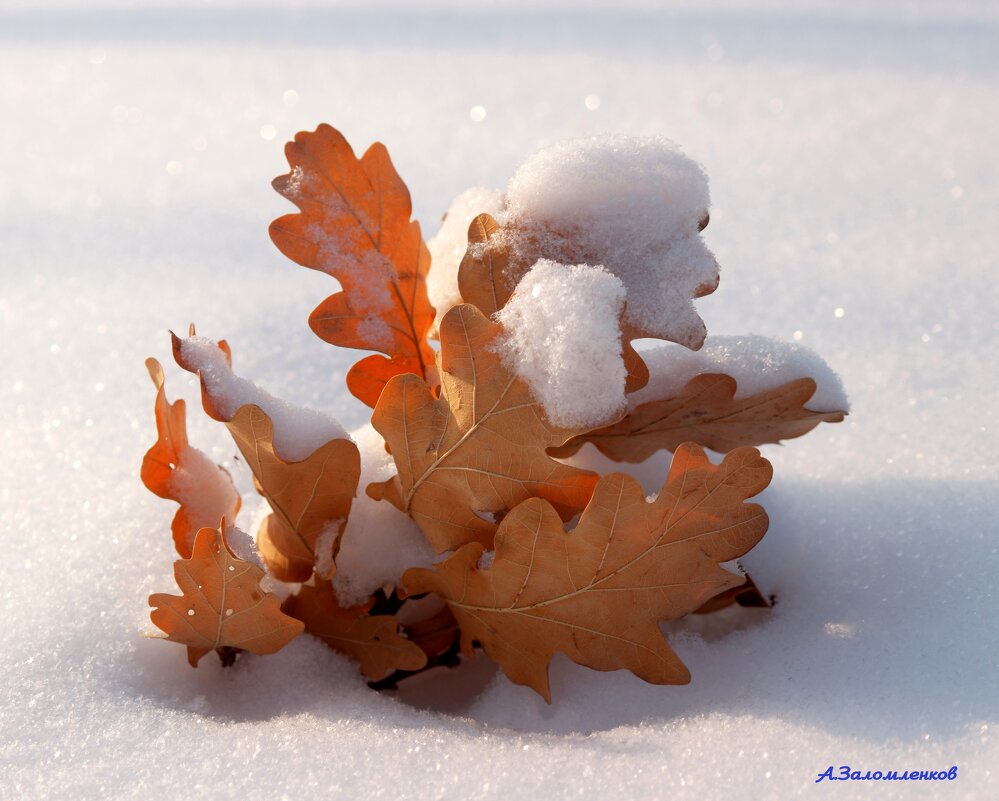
xmin=333 ymin=424 xmax=435 ymax=606
xmin=505 ymin=135 xmax=718 ymax=349
xmin=495 ymin=260 xmax=627 ymax=429
xmin=634 ymin=335 xmax=850 ymax=412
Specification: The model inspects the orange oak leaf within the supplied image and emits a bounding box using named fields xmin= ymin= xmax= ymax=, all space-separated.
xmin=282 ymin=581 xmax=426 ymax=680
xmin=367 ymin=303 xmax=598 ymax=553
xmin=402 ymin=444 xmax=772 ymax=702
xmin=149 ymin=526 xmax=304 ymax=667
xmin=552 ymin=373 xmax=847 ymax=461
xmin=141 ymin=358 xmax=240 ymax=558
xmin=401 ymin=605 xmax=460 ymax=659
xmin=173 ymin=334 xmax=361 ymax=583
xmin=269 ymin=124 xmax=436 ymax=407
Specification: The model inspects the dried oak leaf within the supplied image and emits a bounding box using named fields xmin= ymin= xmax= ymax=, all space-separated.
xmin=552 ymin=372 xmax=847 ymax=461
xmin=150 ymin=526 xmax=304 ymax=667
xmin=400 ymin=604 xmax=461 ymax=659
xmin=270 ymin=124 xmax=436 ymax=407
xmin=367 ymin=303 xmax=598 ymax=553
xmin=283 ymin=581 xmax=426 ymax=680
xmin=173 ymin=334 xmax=361 ymax=583
xmin=141 ymin=358 xmax=240 ymax=558
xmin=402 ymin=443 xmax=772 ymax=702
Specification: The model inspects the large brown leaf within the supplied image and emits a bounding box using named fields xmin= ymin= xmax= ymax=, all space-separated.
xmin=150 ymin=526 xmax=304 ymax=667
xmin=552 ymin=373 xmax=847 ymax=461
xmin=367 ymin=303 xmax=598 ymax=553
xmin=141 ymin=358 xmax=240 ymax=558
xmin=403 ymin=443 xmax=772 ymax=702
xmin=269 ymin=124 xmax=436 ymax=407
xmin=173 ymin=335 xmax=361 ymax=583
xmin=283 ymin=581 xmax=426 ymax=680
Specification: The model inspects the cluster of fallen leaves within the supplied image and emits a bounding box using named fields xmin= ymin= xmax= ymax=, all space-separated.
xmin=143 ymin=124 xmax=845 ymax=702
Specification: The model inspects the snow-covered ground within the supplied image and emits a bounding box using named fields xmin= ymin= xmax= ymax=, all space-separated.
xmin=2 ymin=2 xmax=997 ymax=798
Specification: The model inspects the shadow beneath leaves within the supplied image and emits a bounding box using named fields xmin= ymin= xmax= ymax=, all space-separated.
xmin=124 ymin=476 xmax=998 ymax=743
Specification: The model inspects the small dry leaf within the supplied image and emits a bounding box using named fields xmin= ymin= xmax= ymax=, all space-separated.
xmin=367 ymin=303 xmax=598 ymax=553
xmin=173 ymin=335 xmax=361 ymax=582
xmin=403 ymin=443 xmax=772 ymax=702
xmin=401 ymin=605 xmax=461 ymax=659
xmin=141 ymin=358 xmax=240 ymax=557
xmin=552 ymin=373 xmax=847 ymax=461
xmin=269 ymin=124 xmax=436 ymax=407
xmin=149 ymin=526 xmax=304 ymax=667
xmin=694 ymin=572 xmax=770 ymax=614
xmin=457 ymin=213 xmax=516 ymax=317
xmin=283 ymin=581 xmax=426 ymax=680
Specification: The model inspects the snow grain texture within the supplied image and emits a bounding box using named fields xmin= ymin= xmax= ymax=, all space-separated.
xmin=495 ymin=260 xmax=628 ymax=429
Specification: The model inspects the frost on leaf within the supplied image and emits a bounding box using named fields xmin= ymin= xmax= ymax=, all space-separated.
xmin=403 ymin=444 xmax=772 ymax=702
xmin=269 ymin=124 xmax=436 ymax=407
xmin=283 ymin=581 xmax=426 ymax=680
xmin=552 ymin=373 xmax=847 ymax=461
xmin=367 ymin=303 xmax=598 ymax=554
xmin=141 ymin=358 xmax=240 ymax=558
xmin=149 ymin=526 xmax=304 ymax=667
xmin=173 ymin=333 xmax=361 ymax=583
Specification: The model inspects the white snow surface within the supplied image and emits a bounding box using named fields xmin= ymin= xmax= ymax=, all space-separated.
xmin=2 ymin=2 xmax=998 ymax=799
xmin=179 ymin=335 xmax=349 ymax=461
xmin=332 ymin=424 xmax=435 ymax=606
xmin=505 ymin=134 xmax=718 ymax=349
xmin=496 ymin=260 xmax=628 ymax=429
xmin=426 ymin=185 xmax=505 ymax=325
xmin=633 ymin=334 xmax=849 ymax=412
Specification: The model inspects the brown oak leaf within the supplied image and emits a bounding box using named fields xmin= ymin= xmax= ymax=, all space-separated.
xmin=269 ymin=124 xmax=436 ymax=407
xmin=400 ymin=605 xmax=460 ymax=659
xmin=141 ymin=358 xmax=240 ymax=558
xmin=552 ymin=373 xmax=846 ymax=461
xmin=283 ymin=581 xmax=426 ymax=680
xmin=402 ymin=443 xmax=772 ymax=702
xmin=150 ymin=526 xmax=304 ymax=667
xmin=173 ymin=334 xmax=361 ymax=583
xmin=367 ymin=303 xmax=598 ymax=553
